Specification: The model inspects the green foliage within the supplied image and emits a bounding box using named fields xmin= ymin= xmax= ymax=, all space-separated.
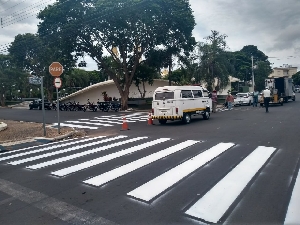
xmin=37 ymin=0 xmax=196 ymax=109
xmin=292 ymin=71 xmax=300 ymax=85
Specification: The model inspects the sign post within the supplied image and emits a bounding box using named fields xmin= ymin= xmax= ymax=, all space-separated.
xmin=49 ymin=62 xmax=63 ymax=134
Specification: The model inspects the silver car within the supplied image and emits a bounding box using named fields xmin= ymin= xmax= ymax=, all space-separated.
xmin=234 ymin=92 xmax=253 ymax=106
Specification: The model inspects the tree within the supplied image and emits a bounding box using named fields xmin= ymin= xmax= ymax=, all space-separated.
xmin=37 ymin=0 xmax=195 ymax=109
xmin=197 ymin=30 xmax=232 ymax=91
xmin=254 ymin=61 xmax=272 ymax=91
xmin=8 ymin=33 xmax=75 ymax=101
xmin=293 ymin=71 xmax=300 ymax=85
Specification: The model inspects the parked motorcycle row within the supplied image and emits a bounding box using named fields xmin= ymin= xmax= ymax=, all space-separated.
xmin=51 ymin=99 xmax=122 ymax=112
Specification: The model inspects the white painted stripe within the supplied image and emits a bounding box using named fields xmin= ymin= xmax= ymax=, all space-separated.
xmin=53 ymin=123 xmax=98 ymax=129
xmin=185 ymin=146 xmax=276 ymax=223
xmin=83 ymin=140 xmax=200 ymax=187
xmin=7 ymin=136 xmax=125 ymax=165
xmin=90 ymin=119 xmax=123 ymax=124
xmin=0 ymin=136 xmax=103 ymax=162
xmin=0 ymin=137 xmax=80 ymax=155
xmin=27 ymin=136 xmax=148 ymax=170
xmin=51 ymin=138 xmax=170 ymax=177
xmin=128 ymin=142 xmax=235 ymax=202
xmin=65 ymin=121 xmax=113 ymax=127
xmin=0 ymin=178 xmax=117 ymax=225
xmin=79 ymin=119 xmax=89 ymax=121
xmin=284 ymin=168 xmax=300 ymax=224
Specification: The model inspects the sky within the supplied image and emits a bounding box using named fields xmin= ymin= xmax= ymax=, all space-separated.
xmin=0 ymin=0 xmax=299 ymax=71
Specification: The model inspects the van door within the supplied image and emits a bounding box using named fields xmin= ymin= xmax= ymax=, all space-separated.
xmin=153 ymin=90 xmax=175 ymax=116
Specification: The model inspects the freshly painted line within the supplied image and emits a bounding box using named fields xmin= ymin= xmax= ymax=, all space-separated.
xmin=0 ymin=137 xmax=80 ymax=155
xmin=128 ymin=142 xmax=235 ymax=202
xmin=83 ymin=140 xmax=200 ymax=187
xmin=284 ymin=168 xmax=300 ymax=224
xmin=51 ymin=138 xmax=170 ymax=177
xmin=7 ymin=136 xmax=126 ymax=165
xmin=0 ymin=136 xmax=103 ymax=162
xmin=26 ymin=137 xmax=148 ymax=170
xmin=53 ymin=123 xmax=98 ymax=129
xmin=91 ymin=118 xmax=123 ymax=124
xmin=185 ymin=146 xmax=276 ymax=223
xmin=65 ymin=121 xmax=113 ymax=127
xmin=99 ymin=115 xmax=117 ymax=118
xmin=0 ymin=178 xmax=118 ymax=225
xmin=79 ymin=119 xmax=89 ymax=121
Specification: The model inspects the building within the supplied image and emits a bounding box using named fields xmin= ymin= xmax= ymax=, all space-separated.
xmin=269 ymin=65 xmax=297 ymax=78
xmin=60 ymin=79 xmax=171 ymax=104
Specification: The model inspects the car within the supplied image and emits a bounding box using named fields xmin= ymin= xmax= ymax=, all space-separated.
xmin=234 ymin=92 xmax=253 ymax=106
xmin=29 ymin=99 xmax=52 ymax=110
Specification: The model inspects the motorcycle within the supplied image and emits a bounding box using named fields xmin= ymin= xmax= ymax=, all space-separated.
xmin=83 ymin=99 xmax=98 ymax=112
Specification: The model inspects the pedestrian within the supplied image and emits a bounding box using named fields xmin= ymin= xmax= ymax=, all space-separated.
xmin=253 ymin=89 xmax=259 ymax=107
xmin=262 ymin=87 xmax=271 ymax=113
xmin=225 ymin=92 xmax=234 ymax=110
xmin=211 ymin=90 xmax=218 ymax=113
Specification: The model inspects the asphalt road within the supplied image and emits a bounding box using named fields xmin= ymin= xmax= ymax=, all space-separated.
xmin=0 ymin=94 xmax=300 ymax=225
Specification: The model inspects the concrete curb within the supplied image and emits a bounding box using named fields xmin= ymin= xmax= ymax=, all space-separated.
xmin=0 ymin=122 xmax=8 ymax=131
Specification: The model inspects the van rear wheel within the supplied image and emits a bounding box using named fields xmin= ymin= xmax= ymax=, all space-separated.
xmin=182 ymin=113 xmax=191 ymax=124
xmin=158 ymin=119 xmax=167 ymax=124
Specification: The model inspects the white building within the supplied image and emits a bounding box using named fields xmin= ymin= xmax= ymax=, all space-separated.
xmin=60 ymin=79 xmax=171 ymax=104
xmin=269 ymin=65 xmax=297 ymax=78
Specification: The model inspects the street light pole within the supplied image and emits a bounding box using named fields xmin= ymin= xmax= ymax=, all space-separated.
xmin=251 ymin=55 xmax=255 ymax=91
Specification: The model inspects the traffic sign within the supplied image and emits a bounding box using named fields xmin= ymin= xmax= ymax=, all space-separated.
xmin=49 ymin=62 xmax=63 ymax=77
xmin=54 ymin=77 xmax=62 ymax=88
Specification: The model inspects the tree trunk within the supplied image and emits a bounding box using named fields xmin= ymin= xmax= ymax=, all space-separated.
xmin=0 ymin=93 xmax=5 ymax=107
xmin=168 ymin=55 xmax=172 ymax=86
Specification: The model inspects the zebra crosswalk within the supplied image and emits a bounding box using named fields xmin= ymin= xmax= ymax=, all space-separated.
xmin=0 ymin=135 xmax=299 ymax=224
xmin=52 ymin=112 xmax=149 ymax=129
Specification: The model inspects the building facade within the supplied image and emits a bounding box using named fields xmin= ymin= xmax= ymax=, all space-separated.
xmin=269 ymin=65 xmax=297 ymax=78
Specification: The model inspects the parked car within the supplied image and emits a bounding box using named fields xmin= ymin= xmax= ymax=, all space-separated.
xmin=234 ymin=92 xmax=253 ymax=106
xmin=29 ymin=99 xmax=52 ymax=110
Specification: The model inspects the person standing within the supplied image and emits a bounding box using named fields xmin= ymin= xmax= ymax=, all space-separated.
xmin=262 ymin=87 xmax=271 ymax=113
xmin=211 ymin=90 xmax=218 ymax=113
xmin=225 ymin=92 xmax=234 ymax=110
xmin=253 ymin=89 xmax=259 ymax=107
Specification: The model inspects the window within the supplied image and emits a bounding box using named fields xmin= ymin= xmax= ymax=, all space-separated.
xmin=155 ymin=92 xmax=174 ymax=100
xmin=192 ymin=90 xmax=202 ymax=98
xmin=181 ymin=90 xmax=193 ymax=98
xmin=203 ymin=90 xmax=209 ymax=97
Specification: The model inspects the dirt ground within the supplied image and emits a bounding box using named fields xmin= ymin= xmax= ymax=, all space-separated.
xmin=0 ymin=120 xmax=86 ymax=144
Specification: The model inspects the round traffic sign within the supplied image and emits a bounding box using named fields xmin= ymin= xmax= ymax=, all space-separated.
xmin=54 ymin=77 xmax=62 ymax=88
xmin=49 ymin=62 xmax=63 ymax=77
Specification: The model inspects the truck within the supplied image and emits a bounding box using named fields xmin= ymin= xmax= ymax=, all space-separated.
xmin=151 ymin=86 xmax=212 ymax=124
xmin=259 ymin=77 xmax=295 ymax=106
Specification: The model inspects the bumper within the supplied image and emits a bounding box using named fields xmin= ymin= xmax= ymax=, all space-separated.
xmin=152 ymin=115 xmax=183 ymax=120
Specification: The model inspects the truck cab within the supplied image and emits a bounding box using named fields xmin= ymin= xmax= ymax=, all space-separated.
xmin=151 ymin=86 xmax=212 ymax=124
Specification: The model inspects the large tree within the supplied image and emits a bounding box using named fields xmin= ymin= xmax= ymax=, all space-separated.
xmin=37 ymin=0 xmax=195 ymax=109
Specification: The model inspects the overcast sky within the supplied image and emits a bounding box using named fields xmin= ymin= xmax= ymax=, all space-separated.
xmin=1 ymin=0 xmax=299 ymax=71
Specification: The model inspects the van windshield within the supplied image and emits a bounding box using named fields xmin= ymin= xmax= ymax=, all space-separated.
xmin=155 ymin=91 xmax=174 ymax=100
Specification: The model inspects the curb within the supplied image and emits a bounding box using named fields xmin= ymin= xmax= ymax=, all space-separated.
xmin=0 ymin=122 xmax=8 ymax=132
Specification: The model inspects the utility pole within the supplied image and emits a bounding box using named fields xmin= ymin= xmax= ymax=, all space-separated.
xmin=251 ymin=55 xmax=255 ymax=91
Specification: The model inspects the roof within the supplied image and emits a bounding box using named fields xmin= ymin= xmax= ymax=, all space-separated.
xmin=155 ymin=86 xmax=207 ymax=91
xmin=59 ymin=79 xmax=171 ymax=101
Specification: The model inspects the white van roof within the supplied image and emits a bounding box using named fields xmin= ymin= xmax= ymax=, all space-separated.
xmin=155 ymin=86 xmax=207 ymax=92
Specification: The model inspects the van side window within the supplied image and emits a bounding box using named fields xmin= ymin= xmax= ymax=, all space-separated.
xmin=181 ymin=90 xmax=193 ymax=98
xmin=203 ymin=90 xmax=209 ymax=97
xmin=192 ymin=90 xmax=202 ymax=98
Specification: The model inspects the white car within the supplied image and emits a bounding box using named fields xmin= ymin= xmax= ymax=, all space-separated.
xmin=234 ymin=92 xmax=253 ymax=106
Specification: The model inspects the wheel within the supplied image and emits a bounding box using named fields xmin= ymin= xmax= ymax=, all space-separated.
xmin=280 ymin=101 xmax=283 ymax=106
xmin=203 ymin=111 xmax=210 ymax=120
xmin=292 ymin=96 xmax=295 ymax=101
xmin=39 ymin=107 xmax=42 ymax=110
xmin=29 ymin=107 xmax=32 ymax=110
xmin=158 ymin=119 xmax=167 ymax=124
xmin=182 ymin=113 xmax=191 ymax=124
xmin=260 ymin=103 xmax=264 ymax=107
xmin=248 ymin=101 xmax=251 ymax=106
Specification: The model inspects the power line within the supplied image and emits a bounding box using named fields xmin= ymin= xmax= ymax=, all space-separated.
xmin=0 ymin=0 xmax=11 ymax=7
xmin=0 ymin=0 xmax=27 ymax=13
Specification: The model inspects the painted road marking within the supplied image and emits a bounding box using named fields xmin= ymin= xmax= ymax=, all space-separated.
xmin=7 ymin=136 xmax=125 ymax=165
xmin=128 ymin=142 xmax=235 ymax=202
xmin=83 ymin=140 xmax=200 ymax=187
xmin=65 ymin=121 xmax=113 ymax=127
xmin=26 ymin=137 xmax=148 ymax=170
xmin=185 ymin=146 xmax=276 ymax=223
xmin=0 ymin=136 xmax=103 ymax=162
xmin=51 ymin=138 xmax=170 ymax=177
xmin=284 ymin=168 xmax=300 ymax=224
xmin=54 ymin=123 xmax=98 ymax=129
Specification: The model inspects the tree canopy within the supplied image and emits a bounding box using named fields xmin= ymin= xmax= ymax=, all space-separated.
xmin=37 ymin=0 xmax=196 ymax=109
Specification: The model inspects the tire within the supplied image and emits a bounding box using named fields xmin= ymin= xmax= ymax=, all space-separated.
xmin=260 ymin=103 xmax=264 ymax=107
xmin=248 ymin=101 xmax=251 ymax=106
xmin=39 ymin=107 xmax=42 ymax=110
xmin=29 ymin=107 xmax=32 ymax=110
xmin=182 ymin=113 xmax=191 ymax=124
xmin=158 ymin=119 xmax=167 ymax=124
xmin=292 ymin=96 xmax=295 ymax=101
xmin=203 ymin=111 xmax=210 ymax=120
xmin=280 ymin=101 xmax=283 ymax=106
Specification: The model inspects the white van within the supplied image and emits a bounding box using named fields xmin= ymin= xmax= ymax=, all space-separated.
xmin=151 ymin=86 xmax=212 ymax=124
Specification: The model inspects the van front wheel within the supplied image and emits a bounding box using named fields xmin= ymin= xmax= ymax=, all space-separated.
xmin=182 ymin=113 xmax=191 ymax=124
xmin=203 ymin=112 xmax=210 ymax=120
